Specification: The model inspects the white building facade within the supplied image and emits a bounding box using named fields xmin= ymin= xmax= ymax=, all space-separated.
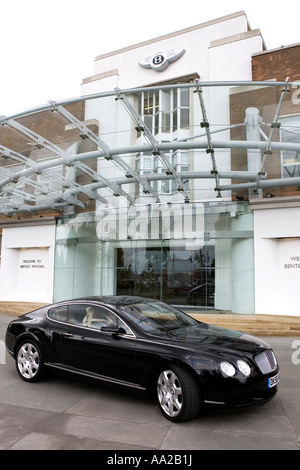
xmin=55 ymin=11 xmax=264 ymax=314
xmin=1 ymin=11 xmax=299 ymax=317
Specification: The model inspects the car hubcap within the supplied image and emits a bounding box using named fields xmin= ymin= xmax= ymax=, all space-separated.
xmin=17 ymin=343 xmax=40 ymax=379
xmin=157 ymin=370 xmax=183 ymax=417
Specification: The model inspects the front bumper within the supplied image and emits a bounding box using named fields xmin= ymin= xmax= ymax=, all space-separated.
xmin=200 ymin=365 xmax=280 ymax=409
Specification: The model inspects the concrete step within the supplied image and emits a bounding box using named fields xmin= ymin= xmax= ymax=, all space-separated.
xmin=0 ymin=302 xmax=299 ymax=336
xmin=0 ymin=301 xmax=48 ymax=316
xmin=190 ymin=313 xmax=300 ymax=336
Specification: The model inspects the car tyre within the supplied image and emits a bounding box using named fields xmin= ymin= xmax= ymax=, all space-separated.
xmin=156 ymin=365 xmax=202 ymax=422
xmin=15 ymin=339 xmax=45 ymax=382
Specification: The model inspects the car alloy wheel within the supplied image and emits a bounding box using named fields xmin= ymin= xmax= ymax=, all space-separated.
xmin=16 ymin=340 xmax=45 ymax=382
xmin=156 ymin=365 xmax=202 ymax=422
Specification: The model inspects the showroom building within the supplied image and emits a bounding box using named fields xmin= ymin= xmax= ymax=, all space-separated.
xmin=0 ymin=11 xmax=299 ymax=316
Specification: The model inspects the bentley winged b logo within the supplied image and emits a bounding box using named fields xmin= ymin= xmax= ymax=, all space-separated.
xmin=139 ymin=49 xmax=186 ymax=72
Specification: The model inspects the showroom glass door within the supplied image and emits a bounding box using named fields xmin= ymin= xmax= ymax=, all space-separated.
xmin=162 ymin=243 xmax=215 ymax=307
xmin=116 ymin=244 xmax=163 ymax=300
xmin=116 ymin=242 xmax=215 ymax=308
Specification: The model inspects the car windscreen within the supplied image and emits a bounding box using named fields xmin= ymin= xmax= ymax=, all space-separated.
xmin=119 ymin=301 xmax=198 ymax=335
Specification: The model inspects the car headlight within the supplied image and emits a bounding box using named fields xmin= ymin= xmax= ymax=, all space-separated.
xmin=237 ymin=360 xmax=251 ymax=377
xmin=220 ymin=361 xmax=236 ymax=377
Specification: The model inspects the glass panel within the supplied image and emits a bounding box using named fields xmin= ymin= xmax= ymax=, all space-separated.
xmin=161 ymin=90 xmax=171 ymax=113
xmin=161 ymin=90 xmax=171 ymax=133
xmin=144 ymin=115 xmax=152 ymax=130
xmin=137 ymin=94 xmax=142 ymax=114
xmin=155 ymin=112 xmax=159 ymax=135
xmin=68 ymin=304 xmax=89 ymax=325
xmin=173 ymin=110 xmax=177 ymax=132
xmin=180 ymin=108 xmax=189 ymax=128
xmin=172 ymin=90 xmax=177 ymax=110
xmin=161 ymin=113 xmax=170 ymax=133
xmin=180 ymin=88 xmax=189 ymax=107
xmin=155 ymin=90 xmax=160 ymax=113
xmin=117 ymin=246 xmax=162 ymax=300
xmin=162 ymin=244 xmax=215 ymax=307
xmin=136 ymin=157 xmax=140 ymax=171
xmin=144 ymin=92 xmax=153 ymax=115
xmin=181 ymin=152 xmax=189 ymax=164
xmin=161 ymin=171 xmax=170 ymax=193
xmin=280 ymin=115 xmax=300 ymax=178
xmin=143 ymin=158 xmax=152 ymax=169
xmin=172 ymin=152 xmax=177 ymax=166
xmin=48 ymin=306 xmax=68 ymax=322
xmin=54 ymin=202 xmax=254 ymax=313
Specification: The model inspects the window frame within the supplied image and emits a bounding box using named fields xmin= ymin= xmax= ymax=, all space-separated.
xmin=47 ymin=302 xmax=135 ymax=337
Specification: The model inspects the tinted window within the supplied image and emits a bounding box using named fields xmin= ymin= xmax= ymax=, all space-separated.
xmin=120 ymin=301 xmax=197 ymax=334
xmin=68 ymin=304 xmax=89 ymax=325
xmin=68 ymin=304 xmax=133 ymax=335
xmin=48 ymin=306 xmax=68 ymax=322
xmin=82 ymin=305 xmax=114 ymax=328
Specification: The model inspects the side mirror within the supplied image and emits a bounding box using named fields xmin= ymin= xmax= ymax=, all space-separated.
xmin=101 ymin=325 xmax=126 ymax=335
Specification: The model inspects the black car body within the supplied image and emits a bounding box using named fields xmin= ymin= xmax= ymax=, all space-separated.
xmin=5 ymin=296 xmax=279 ymax=422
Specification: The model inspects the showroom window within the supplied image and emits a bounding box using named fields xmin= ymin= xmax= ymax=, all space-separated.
xmin=135 ymin=87 xmax=190 ymax=195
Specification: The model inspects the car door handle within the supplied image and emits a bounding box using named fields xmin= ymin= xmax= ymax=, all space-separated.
xmin=81 ymin=336 xmax=97 ymax=343
xmin=62 ymin=332 xmax=73 ymax=338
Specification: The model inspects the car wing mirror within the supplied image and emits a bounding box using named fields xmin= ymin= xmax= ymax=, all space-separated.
xmin=100 ymin=325 xmax=126 ymax=335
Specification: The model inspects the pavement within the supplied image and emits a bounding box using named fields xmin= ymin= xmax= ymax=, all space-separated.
xmin=0 ymin=312 xmax=300 ymax=452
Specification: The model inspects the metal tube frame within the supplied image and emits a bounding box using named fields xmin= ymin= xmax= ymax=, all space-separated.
xmin=0 ymin=80 xmax=299 ymax=215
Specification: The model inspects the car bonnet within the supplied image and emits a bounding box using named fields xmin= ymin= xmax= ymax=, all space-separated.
xmin=158 ymin=323 xmax=271 ymax=355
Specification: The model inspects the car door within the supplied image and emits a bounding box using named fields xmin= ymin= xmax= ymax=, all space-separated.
xmin=61 ymin=303 xmax=137 ymax=386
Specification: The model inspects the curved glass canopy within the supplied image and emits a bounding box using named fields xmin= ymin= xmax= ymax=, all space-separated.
xmin=0 ymin=80 xmax=300 ymax=216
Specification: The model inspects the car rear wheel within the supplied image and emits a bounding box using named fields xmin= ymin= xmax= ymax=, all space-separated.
xmin=16 ymin=340 xmax=45 ymax=382
xmin=156 ymin=365 xmax=202 ymax=422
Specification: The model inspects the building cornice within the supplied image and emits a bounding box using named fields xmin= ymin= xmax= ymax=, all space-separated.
xmin=94 ymin=11 xmax=247 ymax=61
xmin=252 ymin=42 xmax=300 ymax=57
xmin=209 ymin=29 xmax=264 ymax=49
xmin=250 ymin=196 xmax=300 ymax=211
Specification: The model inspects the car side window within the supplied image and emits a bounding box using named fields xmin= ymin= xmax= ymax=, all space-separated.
xmin=82 ymin=305 xmax=114 ymax=329
xmin=81 ymin=304 xmax=133 ymax=335
xmin=48 ymin=306 xmax=68 ymax=323
xmin=68 ymin=304 xmax=89 ymax=326
xmin=50 ymin=303 xmax=133 ymax=335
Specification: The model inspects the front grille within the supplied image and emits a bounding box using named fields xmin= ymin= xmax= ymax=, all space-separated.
xmin=255 ymin=349 xmax=277 ymax=374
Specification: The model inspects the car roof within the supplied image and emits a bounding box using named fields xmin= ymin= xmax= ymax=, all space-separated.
xmin=70 ymin=295 xmax=155 ymax=307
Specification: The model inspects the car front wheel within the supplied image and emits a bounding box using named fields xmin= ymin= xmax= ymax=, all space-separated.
xmin=156 ymin=365 xmax=202 ymax=422
xmin=15 ymin=340 xmax=45 ymax=382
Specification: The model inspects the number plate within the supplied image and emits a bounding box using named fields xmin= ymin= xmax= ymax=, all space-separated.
xmin=267 ymin=373 xmax=280 ymax=388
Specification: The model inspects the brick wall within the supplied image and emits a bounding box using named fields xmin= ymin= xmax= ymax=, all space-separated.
xmin=230 ymin=82 xmax=300 ymax=199
xmin=252 ymin=44 xmax=300 ymax=82
xmin=228 ymin=43 xmax=300 ymax=201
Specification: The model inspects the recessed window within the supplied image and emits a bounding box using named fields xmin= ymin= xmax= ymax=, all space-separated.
xmin=136 ymin=88 xmax=190 ymax=194
xmin=138 ymin=88 xmax=190 ymax=135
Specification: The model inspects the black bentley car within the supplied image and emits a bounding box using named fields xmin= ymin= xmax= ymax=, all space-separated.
xmin=5 ymin=296 xmax=279 ymax=422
